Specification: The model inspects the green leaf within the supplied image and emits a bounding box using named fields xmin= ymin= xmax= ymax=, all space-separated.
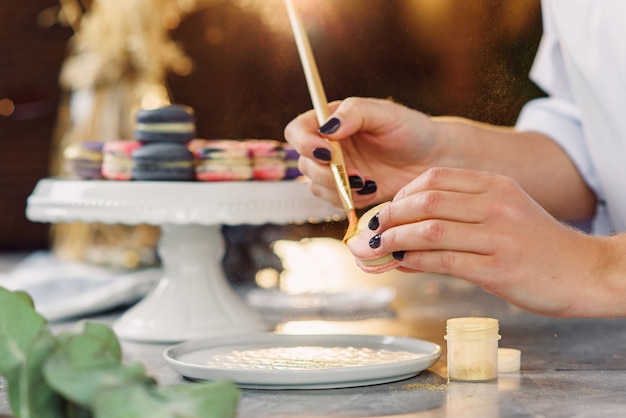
xmin=3 ymin=320 xmax=66 ymax=418
xmin=0 ymin=287 xmax=67 ymax=418
xmin=11 ymin=290 xmax=35 ymax=309
xmin=56 ymin=321 xmax=122 ymax=364
xmin=44 ymin=331 xmax=155 ymax=408
xmin=92 ymin=381 xmax=240 ymax=418
xmin=0 ymin=287 xmax=49 ymax=375
xmin=1 ymin=287 xmax=241 ymax=417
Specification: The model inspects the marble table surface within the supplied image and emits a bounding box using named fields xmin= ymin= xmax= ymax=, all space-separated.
xmin=1 ymin=253 xmax=625 ymax=417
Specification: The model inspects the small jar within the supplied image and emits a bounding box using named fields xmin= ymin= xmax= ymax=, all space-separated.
xmin=444 ymin=317 xmax=501 ymax=382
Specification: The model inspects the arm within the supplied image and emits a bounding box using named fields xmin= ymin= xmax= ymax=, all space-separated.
xmin=286 ymin=98 xmax=621 ymax=318
xmin=431 ymin=117 xmax=597 ymax=222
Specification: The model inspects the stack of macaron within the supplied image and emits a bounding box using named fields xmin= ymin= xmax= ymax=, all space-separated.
xmin=131 ymin=104 xmax=196 ymax=181
xmin=100 ymin=104 xmax=196 ymax=181
xmin=64 ymin=103 xmax=303 ymax=182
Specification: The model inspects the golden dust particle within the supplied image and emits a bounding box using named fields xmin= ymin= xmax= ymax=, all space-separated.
xmin=401 ymin=383 xmax=447 ymax=391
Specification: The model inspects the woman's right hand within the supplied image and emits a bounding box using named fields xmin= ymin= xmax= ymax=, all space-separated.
xmin=347 ymin=167 xmax=614 ymax=318
xmin=284 ymin=97 xmax=441 ymax=209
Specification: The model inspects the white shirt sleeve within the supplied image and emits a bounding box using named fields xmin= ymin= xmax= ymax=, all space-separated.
xmin=515 ymin=0 xmax=603 ymax=206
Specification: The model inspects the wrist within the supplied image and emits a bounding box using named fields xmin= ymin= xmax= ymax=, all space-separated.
xmin=565 ymin=233 xmax=626 ymax=318
xmin=595 ymin=234 xmax=626 ymax=316
xmin=428 ymin=116 xmax=476 ymax=169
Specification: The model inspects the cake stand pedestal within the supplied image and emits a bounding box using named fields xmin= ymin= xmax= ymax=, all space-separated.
xmin=26 ymin=179 xmax=344 ymax=343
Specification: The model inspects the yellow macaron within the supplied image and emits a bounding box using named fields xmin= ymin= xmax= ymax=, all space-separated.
xmin=346 ymin=201 xmax=400 ymax=273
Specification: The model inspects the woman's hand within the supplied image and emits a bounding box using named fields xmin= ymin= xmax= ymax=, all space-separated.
xmin=347 ymin=167 xmax=612 ymax=317
xmin=284 ymin=97 xmax=439 ymax=209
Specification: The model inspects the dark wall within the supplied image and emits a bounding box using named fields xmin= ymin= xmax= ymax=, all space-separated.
xmin=167 ymin=0 xmax=543 ymax=142
xmin=0 ymin=1 xmax=72 ymax=250
xmin=0 ymin=1 xmax=543 ymax=251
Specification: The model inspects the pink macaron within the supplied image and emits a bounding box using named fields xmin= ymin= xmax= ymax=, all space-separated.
xmin=189 ymin=139 xmax=253 ymax=181
xmin=245 ymin=140 xmax=287 ymax=181
xmin=101 ymin=140 xmax=142 ymax=180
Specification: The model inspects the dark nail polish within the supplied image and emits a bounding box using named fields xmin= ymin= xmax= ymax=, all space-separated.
xmin=368 ymin=213 xmax=380 ymax=230
xmin=392 ymin=251 xmax=405 ymax=261
xmin=356 ymin=180 xmax=377 ymax=195
xmin=369 ymin=234 xmax=381 ymax=249
xmin=349 ymin=175 xmax=364 ymax=189
xmin=318 ymin=117 xmax=341 ymax=134
xmin=312 ymin=148 xmax=332 ymax=162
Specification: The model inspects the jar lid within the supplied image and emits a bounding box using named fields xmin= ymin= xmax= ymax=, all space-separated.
xmin=444 ymin=317 xmax=501 ymax=340
xmin=498 ymin=348 xmax=521 ymax=373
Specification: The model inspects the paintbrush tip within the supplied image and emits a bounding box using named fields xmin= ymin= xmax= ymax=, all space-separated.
xmin=342 ymin=209 xmax=359 ymax=244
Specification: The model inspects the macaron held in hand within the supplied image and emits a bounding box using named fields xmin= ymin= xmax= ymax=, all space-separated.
xmin=347 ymin=201 xmax=400 ymax=273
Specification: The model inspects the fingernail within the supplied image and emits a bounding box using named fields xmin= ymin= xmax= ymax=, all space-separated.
xmin=368 ymin=213 xmax=380 ymax=230
xmin=392 ymin=251 xmax=405 ymax=261
xmin=349 ymin=175 xmax=364 ymax=189
xmin=312 ymin=148 xmax=332 ymax=161
xmin=318 ymin=117 xmax=341 ymax=134
xmin=369 ymin=234 xmax=381 ymax=249
xmin=356 ymin=180 xmax=377 ymax=195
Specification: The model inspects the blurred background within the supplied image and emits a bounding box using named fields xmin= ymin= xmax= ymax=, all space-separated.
xmin=0 ymin=0 xmax=543 ymax=258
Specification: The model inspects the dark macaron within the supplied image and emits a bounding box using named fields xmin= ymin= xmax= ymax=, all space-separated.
xmin=134 ymin=104 xmax=196 ymax=144
xmin=131 ymin=142 xmax=194 ymax=181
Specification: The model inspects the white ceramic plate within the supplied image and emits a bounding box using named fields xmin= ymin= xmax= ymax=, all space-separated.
xmin=164 ymin=333 xmax=441 ymax=389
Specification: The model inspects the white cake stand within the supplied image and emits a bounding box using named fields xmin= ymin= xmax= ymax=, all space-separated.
xmin=26 ymin=178 xmax=344 ymax=343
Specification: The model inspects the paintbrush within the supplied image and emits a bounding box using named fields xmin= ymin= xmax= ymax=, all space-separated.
xmin=284 ymin=0 xmax=358 ymax=243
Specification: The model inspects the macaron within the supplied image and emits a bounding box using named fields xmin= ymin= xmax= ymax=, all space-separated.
xmin=246 ymin=140 xmax=287 ymax=180
xmin=189 ymin=139 xmax=253 ymax=181
xmin=347 ymin=201 xmax=400 ymax=273
xmin=134 ymin=104 xmax=196 ymax=144
xmin=131 ymin=142 xmax=195 ymax=181
xmin=283 ymin=144 xmax=302 ymax=180
xmin=63 ymin=140 xmax=104 ymax=179
xmin=101 ymin=140 xmax=142 ymax=180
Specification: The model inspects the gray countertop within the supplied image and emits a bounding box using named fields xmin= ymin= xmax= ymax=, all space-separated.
xmin=2 ymin=260 xmax=625 ymax=417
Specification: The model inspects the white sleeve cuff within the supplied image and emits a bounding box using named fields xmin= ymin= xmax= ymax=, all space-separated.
xmin=516 ymin=97 xmax=602 ymax=201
